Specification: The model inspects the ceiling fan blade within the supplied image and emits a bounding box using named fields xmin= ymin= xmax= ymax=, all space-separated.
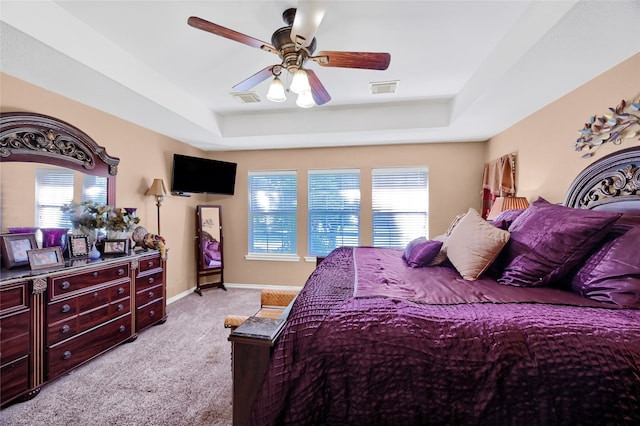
xmin=232 ymin=66 xmax=275 ymax=92
xmin=312 ymin=51 xmax=391 ymax=70
xmin=188 ymin=16 xmax=277 ymax=53
xmin=290 ymin=0 xmax=329 ymax=50
xmin=306 ymin=69 xmax=331 ymax=106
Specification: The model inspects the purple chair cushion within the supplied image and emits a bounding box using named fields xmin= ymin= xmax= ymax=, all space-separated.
xmin=403 ymin=237 xmax=443 ymax=268
xmin=571 ymin=225 xmax=640 ymax=308
xmin=498 ymin=197 xmax=621 ymax=287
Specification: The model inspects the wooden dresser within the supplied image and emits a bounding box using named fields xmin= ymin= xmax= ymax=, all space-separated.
xmin=0 ymin=250 xmax=166 ymax=408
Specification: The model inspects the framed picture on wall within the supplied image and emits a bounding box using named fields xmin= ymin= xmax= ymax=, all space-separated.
xmin=27 ymin=246 xmax=65 ymax=271
xmin=0 ymin=233 xmax=38 ymax=269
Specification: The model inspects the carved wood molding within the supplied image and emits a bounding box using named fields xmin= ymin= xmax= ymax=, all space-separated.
xmin=564 ymin=146 xmax=640 ymax=211
xmin=0 ymin=112 xmax=119 ymax=176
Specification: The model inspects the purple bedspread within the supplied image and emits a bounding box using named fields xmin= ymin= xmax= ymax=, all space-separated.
xmin=251 ymin=247 xmax=640 ymax=425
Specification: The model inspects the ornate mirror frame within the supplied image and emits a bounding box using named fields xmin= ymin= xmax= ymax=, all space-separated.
xmin=0 ymin=112 xmax=119 ymax=205
xmin=195 ymin=205 xmax=225 ymax=295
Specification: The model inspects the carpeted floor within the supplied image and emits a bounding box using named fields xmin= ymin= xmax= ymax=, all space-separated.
xmin=1 ymin=287 xmax=261 ymax=426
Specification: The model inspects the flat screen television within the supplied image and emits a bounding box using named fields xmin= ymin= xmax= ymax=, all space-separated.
xmin=171 ymin=154 xmax=237 ymax=195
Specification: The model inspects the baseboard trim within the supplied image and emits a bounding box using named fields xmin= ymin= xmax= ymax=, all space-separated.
xmin=167 ymin=283 xmax=303 ymax=305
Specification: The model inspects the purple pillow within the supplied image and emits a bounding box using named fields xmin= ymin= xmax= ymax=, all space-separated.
xmin=498 ymin=197 xmax=621 ymax=287
xmin=403 ymin=237 xmax=443 ymax=268
xmin=490 ymin=209 xmax=525 ymax=231
xmin=571 ymin=225 xmax=640 ymax=308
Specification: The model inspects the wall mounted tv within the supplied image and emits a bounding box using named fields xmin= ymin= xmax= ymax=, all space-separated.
xmin=171 ymin=154 xmax=237 ymax=195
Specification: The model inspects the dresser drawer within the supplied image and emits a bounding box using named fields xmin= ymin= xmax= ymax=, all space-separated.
xmin=136 ymin=283 xmax=163 ymax=307
xmin=48 ymin=279 xmax=130 ymax=324
xmin=0 ymin=281 xmax=29 ymax=314
xmin=47 ymin=314 xmax=131 ymax=380
xmin=47 ymin=297 xmax=130 ymax=346
xmin=138 ymin=255 xmax=161 ymax=273
xmin=0 ymin=355 xmax=29 ymax=406
xmin=136 ymin=297 xmax=164 ymax=332
xmin=49 ymin=263 xmax=130 ymax=300
xmin=135 ymin=270 xmax=164 ymax=292
xmin=0 ymin=310 xmax=30 ymax=365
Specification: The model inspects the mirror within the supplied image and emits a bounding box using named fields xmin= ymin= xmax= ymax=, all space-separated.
xmin=195 ymin=205 xmax=225 ymax=295
xmin=0 ymin=112 xmax=119 ymax=231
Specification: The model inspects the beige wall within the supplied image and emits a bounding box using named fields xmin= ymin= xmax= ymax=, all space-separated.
xmin=3 ymin=52 xmax=637 ymax=293
xmin=487 ymin=52 xmax=640 ymax=204
xmin=1 ymin=73 xmax=485 ymax=293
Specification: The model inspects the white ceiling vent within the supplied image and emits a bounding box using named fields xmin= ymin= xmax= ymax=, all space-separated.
xmin=232 ymin=92 xmax=261 ymax=103
xmin=370 ymin=80 xmax=399 ymax=95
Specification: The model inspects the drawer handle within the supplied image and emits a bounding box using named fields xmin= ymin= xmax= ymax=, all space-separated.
xmin=148 ymin=291 xmax=154 ymax=299
xmin=149 ymin=310 xmax=155 ymax=317
xmin=147 ymin=277 xmax=154 ymax=284
xmin=117 ymin=303 xmax=124 ymax=311
xmin=118 ymin=325 xmax=126 ymax=333
xmin=147 ymin=261 xmax=154 ymax=267
xmin=118 ymin=287 xmax=125 ymax=295
xmin=61 ymin=281 xmax=71 ymax=290
xmin=118 ymin=268 xmax=125 ymax=276
xmin=93 ymin=291 xmax=99 ymax=298
xmin=61 ymin=324 xmax=71 ymax=334
xmin=63 ymin=351 xmax=72 ymax=360
xmin=61 ymin=304 xmax=71 ymax=313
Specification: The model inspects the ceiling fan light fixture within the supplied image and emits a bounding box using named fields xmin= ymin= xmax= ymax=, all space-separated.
xmin=266 ymin=76 xmax=287 ymax=102
xmin=290 ymin=69 xmax=311 ymax=94
xmin=296 ymin=90 xmax=315 ymax=108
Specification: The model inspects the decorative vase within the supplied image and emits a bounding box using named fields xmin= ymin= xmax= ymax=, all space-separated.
xmin=41 ymin=228 xmax=69 ymax=253
xmin=7 ymin=227 xmax=39 ymax=234
xmin=88 ymin=243 xmax=102 ymax=260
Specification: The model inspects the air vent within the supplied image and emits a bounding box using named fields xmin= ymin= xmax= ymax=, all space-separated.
xmin=369 ymin=80 xmax=398 ymax=95
xmin=231 ymin=92 xmax=261 ymax=103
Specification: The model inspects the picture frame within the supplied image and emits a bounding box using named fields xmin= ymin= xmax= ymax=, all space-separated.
xmin=0 ymin=233 xmax=38 ymax=269
xmin=68 ymin=234 xmax=90 ymax=258
xmin=27 ymin=246 xmax=65 ymax=271
xmin=103 ymin=239 xmax=130 ymax=255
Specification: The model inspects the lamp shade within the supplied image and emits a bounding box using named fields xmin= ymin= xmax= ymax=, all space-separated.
xmin=290 ymin=69 xmax=310 ymax=94
xmin=266 ymin=76 xmax=287 ymax=102
xmin=296 ymin=90 xmax=315 ymax=108
xmin=145 ymin=178 xmax=167 ymax=197
xmin=487 ymin=196 xmax=529 ymax=220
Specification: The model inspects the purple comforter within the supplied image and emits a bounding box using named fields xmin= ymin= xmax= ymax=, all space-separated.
xmin=251 ymin=247 xmax=640 ymax=425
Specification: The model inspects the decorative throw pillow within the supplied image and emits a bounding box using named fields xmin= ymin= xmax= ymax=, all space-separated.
xmin=402 ymin=237 xmax=443 ymax=268
xmin=490 ymin=208 xmax=526 ymax=230
xmin=571 ymin=225 xmax=640 ymax=308
xmin=427 ymin=234 xmax=449 ymax=266
xmin=444 ymin=208 xmax=510 ymax=280
xmin=498 ymin=197 xmax=622 ymax=287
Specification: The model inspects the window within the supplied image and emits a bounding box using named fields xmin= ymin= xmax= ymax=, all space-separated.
xmin=36 ymin=169 xmax=75 ymax=228
xmin=248 ymin=171 xmax=297 ymax=256
xmin=308 ymin=169 xmax=360 ymax=256
xmin=372 ymin=167 xmax=429 ymax=248
xmin=35 ymin=169 xmax=108 ymax=228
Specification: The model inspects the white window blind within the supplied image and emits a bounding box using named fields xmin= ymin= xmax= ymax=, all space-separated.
xmin=372 ymin=166 xmax=429 ymax=248
xmin=82 ymin=174 xmax=108 ymax=204
xmin=248 ymin=171 xmax=297 ymax=255
xmin=308 ymin=169 xmax=360 ymax=256
xmin=36 ymin=169 xmax=74 ymax=228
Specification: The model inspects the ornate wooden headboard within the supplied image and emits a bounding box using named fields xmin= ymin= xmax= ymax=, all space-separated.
xmin=564 ymin=146 xmax=640 ymax=222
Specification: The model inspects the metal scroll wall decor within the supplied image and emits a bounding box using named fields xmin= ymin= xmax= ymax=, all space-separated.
xmin=574 ymin=97 xmax=640 ymax=158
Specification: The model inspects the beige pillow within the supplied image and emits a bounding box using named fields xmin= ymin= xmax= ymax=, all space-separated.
xmin=428 ymin=234 xmax=448 ymax=266
xmin=444 ymin=208 xmax=510 ymax=280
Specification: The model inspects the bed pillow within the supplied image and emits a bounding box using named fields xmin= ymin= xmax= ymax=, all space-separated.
xmin=444 ymin=208 xmax=510 ymax=280
xmin=490 ymin=208 xmax=525 ymax=230
xmin=403 ymin=237 xmax=443 ymax=268
xmin=498 ymin=197 xmax=622 ymax=287
xmin=571 ymin=225 xmax=640 ymax=308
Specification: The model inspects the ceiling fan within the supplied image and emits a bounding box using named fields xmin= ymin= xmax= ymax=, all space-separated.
xmin=187 ymin=1 xmax=391 ymax=107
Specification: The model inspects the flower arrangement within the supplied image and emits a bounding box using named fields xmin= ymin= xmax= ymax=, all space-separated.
xmin=63 ymin=201 xmax=140 ymax=232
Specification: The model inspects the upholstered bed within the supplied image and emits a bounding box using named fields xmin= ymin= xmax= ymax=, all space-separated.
xmin=248 ymin=146 xmax=640 ymax=425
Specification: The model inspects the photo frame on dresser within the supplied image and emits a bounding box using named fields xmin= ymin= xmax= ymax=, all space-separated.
xmin=0 ymin=233 xmax=38 ymax=269
xmin=103 ymin=239 xmax=130 ymax=255
xmin=68 ymin=234 xmax=90 ymax=258
xmin=27 ymin=246 xmax=65 ymax=271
